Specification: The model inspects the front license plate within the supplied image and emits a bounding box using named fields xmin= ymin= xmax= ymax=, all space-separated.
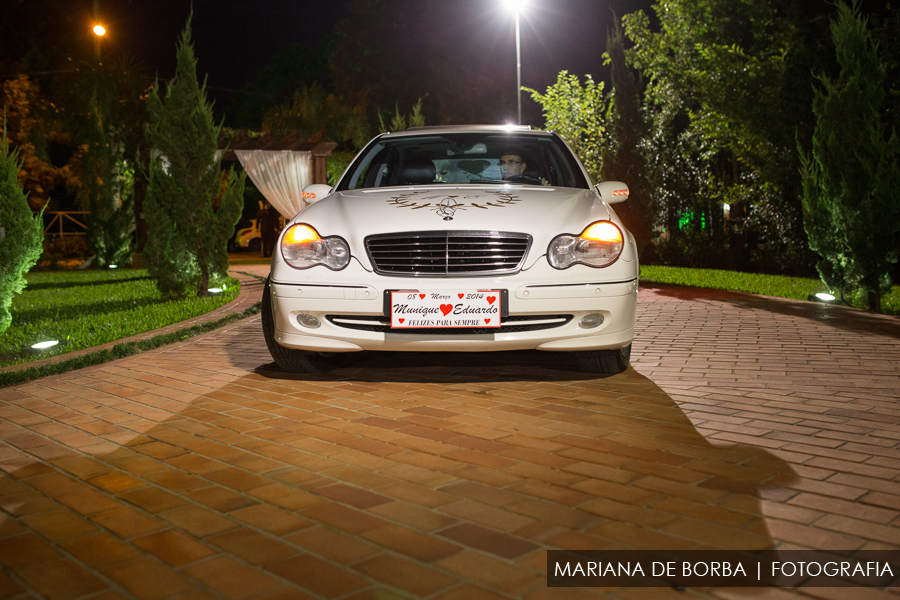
xmin=390 ymin=291 xmax=502 ymax=328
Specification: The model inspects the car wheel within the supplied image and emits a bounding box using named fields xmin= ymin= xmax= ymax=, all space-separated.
xmin=576 ymin=343 xmax=631 ymax=375
xmin=261 ymin=276 xmax=330 ymax=373
xmin=248 ymin=238 xmax=261 ymax=253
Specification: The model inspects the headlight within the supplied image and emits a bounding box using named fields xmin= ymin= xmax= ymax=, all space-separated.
xmin=547 ymin=221 xmax=623 ymax=269
xmin=281 ymin=223 xmax=350 ymax=270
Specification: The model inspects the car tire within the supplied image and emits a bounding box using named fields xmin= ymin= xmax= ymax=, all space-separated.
xmin=261 ymin=276 xmax=330 ymax=373
xmin=576 ymin=343 xmax=631 ymax=375
xmin=248 ymin=238 xmax=261 ymax=253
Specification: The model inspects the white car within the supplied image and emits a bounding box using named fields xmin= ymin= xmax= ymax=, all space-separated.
xmin=262 ymin=125 xmax=638 ymax=374
xmin=234 ymin=219 xmax=261 ymax=251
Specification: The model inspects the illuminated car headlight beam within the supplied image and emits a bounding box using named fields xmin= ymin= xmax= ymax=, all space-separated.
xmin=547 ymin=221 xmax=624 ymax=269
xmin=281 ymin=224 xmax=350 ymax=270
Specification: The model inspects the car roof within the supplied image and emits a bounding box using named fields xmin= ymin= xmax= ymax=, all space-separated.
xmin=380 ymin=124 xmax=541 ymax=138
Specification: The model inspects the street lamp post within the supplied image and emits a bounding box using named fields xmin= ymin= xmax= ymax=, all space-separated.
xmin=503 ymin=0 xmax=525 ymax=125
xmin=514 ymin=9 xmax=521 ymax=125
xmin=93 ymin=0 xmax=104 ymax=56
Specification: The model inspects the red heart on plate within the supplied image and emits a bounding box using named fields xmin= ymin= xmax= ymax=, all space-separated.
xmin=419 ymin=294 xmax=425 ymax=299
xmin=440 ymin=304 xmax=453 ymax=316
xmin=458 ymin=293 xmax=464 ymax=299
xmin=485 ymin=318 xmax=491 ymax=324
xmin=398 ymin=318 xmax=405 ymax=324
xmin=487 ymin=296 xmax=496 ymax=304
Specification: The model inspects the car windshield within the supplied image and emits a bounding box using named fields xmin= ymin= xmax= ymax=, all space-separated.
xmin=335 ymin=132 xmax=590 ymax=191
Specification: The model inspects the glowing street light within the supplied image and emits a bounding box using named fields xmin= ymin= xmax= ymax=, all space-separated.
xmin=92 ymin=23 xmax=107 ymax=57
xmin=503 ymin=0 xmax=526 ymax=124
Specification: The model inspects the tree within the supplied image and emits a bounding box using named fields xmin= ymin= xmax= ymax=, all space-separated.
xmin=0 ymin=75 xmax=73 ymax=210
xmin=329 ymin=0 xmax=522 ymax=126
xmin=61 ymin=56 xmax=150 ymax=267
xmin=525 ymin=71 xmax=612 ymax=183
xmin=800 ymin=1 xmax=900 ymax=312
xmin=622 ymin=0 xmax=818 ymax=273
xmin=0 ymin=122 xmax=43 ymax=334
xmin=226 ymin=36 xmax=336 ymax=129
xmin=329 ymin=0 xmax=424 ymax=121
xmin=377 ymin=97 xmax=426 ymax=134
xmin=601 ymin=20 xmax=655 ymax=256
xmin=145 ymin=16 xmax=245 ymax=297
xmin=263 ymin=82 xmax=370 ymax=148
xmin=78 ymin=95 xmax=135 ymax=267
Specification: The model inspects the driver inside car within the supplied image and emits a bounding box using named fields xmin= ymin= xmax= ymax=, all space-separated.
xmin=498 ymin=152 xmax=548 ymax=185
xmin=498 ymin=153 xmax=526 ymax=180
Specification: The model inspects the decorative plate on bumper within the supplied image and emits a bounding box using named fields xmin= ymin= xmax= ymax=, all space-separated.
xmin=390 ymin=290 xmax=501 ymax=328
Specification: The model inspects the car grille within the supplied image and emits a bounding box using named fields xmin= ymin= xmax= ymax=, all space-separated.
xmin=326 ymin=314 xmax=572 ymax=335
xmin=364 ymin=231 xmax=532 ymax=277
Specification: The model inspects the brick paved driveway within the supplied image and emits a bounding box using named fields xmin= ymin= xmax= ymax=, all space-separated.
xmin=1 ymin=274 xmax=898 ymax=599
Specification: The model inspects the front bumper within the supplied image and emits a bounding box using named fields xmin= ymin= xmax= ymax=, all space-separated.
xmin=269 ymin=258 xmax=638 ymax=353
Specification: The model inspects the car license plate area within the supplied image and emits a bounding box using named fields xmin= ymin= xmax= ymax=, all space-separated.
xmin=387 ymin=290 xmax=504 ymax=329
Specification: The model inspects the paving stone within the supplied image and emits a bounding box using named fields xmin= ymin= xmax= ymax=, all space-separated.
xmin=59 ymin=531 xmax=143 ymax=569
xmin=103 ymin=556 xmax=196 ymax=600
xmin=353 ymin=553 xmax=459 ymax=596
xmin=19 ymin=507 xmax=98 ymax=541
xmin=0 ymin=534 xmax=63 ymax=570
xmin=268 ymin=554 xmax=370 ymax=598
xmin=362 ymin=524 xmax=462 ymax=562
xmin=437 ymin=550 xmax=544 ymax=595
xmin=229 ymin=503 xmax=313 ymax=536
xmin=132 ymin=529 xmax=217 ymax=566
xmin=207 ymin=528 xmax=298 ymax=565
xmin=285 ymin=525 xmax=380 ymax=564
xmin=18 ymin=557 xmax=108 ymax=600
xmin=438 ymin=523 xmax=538 ymax=559
xmin=90 ymin=506 xmax=165 ymax=539
xmin=182 ymin=556 xmax=283 ymax=599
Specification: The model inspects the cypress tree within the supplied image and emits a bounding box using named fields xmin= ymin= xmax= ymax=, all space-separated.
xmin=0 ymin=122 xmax=43 ymax=334
xmin=145 ymin=15 xmax=245 ymax=296
xmin=62 ymin=57 xmax=149 ymax=268
xmin=80 ymin=94 xmax=135 ymax=267
xmin=800 ymin=1 xmax=900 ymax=312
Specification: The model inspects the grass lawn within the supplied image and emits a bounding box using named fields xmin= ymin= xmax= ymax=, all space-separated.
xmin=640 ymin=265 xmax=900 ymax=316
xmin=2 ymin=269 xmax=239 ymax=367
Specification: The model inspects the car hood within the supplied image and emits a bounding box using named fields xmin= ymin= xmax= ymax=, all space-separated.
xmin=292 ymin=186 xmax=621 ymax=264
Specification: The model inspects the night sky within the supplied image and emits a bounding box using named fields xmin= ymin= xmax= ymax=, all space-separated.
xmin=76 ymin=0 xmax=349 ymax=111
xmin=48 ymin=0 xmax=653 ymax=124
xmin=2 ymin=0 xmax=886 ymax=127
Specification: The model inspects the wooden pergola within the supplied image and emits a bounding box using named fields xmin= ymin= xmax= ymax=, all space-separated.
xmin=217 ymin=129 xmax=337 ymax=186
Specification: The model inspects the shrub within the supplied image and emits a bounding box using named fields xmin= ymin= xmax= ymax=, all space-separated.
xmin=145 ymin=15 xmax=245 ymax=297
xmin=800 ymin=1 xmax=900 ymax=312
xmin=0 ymin=124 xmax=43 ymax=334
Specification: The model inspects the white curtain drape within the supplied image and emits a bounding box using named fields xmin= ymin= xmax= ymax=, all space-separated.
xmin=235 ymin=150 xmax=313 ymax=219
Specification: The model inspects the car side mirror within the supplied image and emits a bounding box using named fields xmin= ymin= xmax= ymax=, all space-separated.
xmin=595 ymin=181 xmax=629 ymax=204
xmin=301 ymin=184 xmax=334 ymax=205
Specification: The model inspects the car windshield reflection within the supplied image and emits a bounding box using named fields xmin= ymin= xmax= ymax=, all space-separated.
xmin=336 ymin=133 xmax=589 ymax=191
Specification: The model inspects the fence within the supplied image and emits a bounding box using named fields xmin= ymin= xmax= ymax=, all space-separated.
xmin=40 ymin=211 xmax=89 ymax=237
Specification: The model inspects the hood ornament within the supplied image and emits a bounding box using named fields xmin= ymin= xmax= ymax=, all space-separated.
xmin=437 ymin=197 xmax=458 ymax=221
